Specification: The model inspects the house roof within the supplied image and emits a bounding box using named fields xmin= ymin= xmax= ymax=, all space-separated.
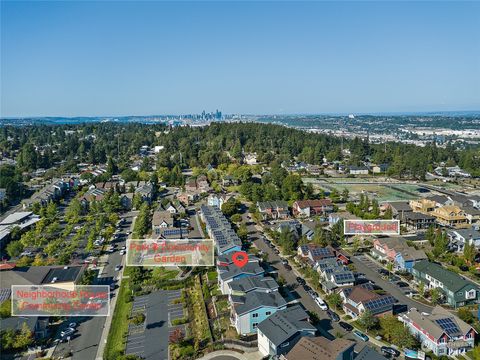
xmin=152 ymin=211 xmax=174 ymax=227
xmin=232 ymin=291 xmax=286 ymax=316
xmin=388 ymin=202 xmax=412 ymax=212
xmin=284 ymin=336 xmax=354 ymax=360
xmin=294 ymin=199 xmax=332 ymax=209
xmin=228 ymin=276 xmax=278 ymax=293
xmin=355 ymin=347 xmax=388 ymax=360
xmin=256 ymin=305 xmax=316 ymax=346
xmin=426 ymin=195 xmax=450 ymax=205
xmin=0 ymin=266 xmax=83 ymax=289
xmin=403 ymin=306 xmax=475 ymax=340
xmin=348 ymin=286 xmax=379 ymax=303
xmin=218 ymin=262 xmax=264 ymax=281
xmin=413 ymin=260 xmax=477 ymax=293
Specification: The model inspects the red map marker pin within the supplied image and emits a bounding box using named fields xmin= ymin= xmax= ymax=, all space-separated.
xmin=232 ymin=251 xmax=249 ymax=268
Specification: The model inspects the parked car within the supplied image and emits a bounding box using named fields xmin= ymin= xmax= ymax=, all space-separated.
xmin=284 ymin=264 xmax=292 ymax=270
xmin=68 ymin=322 xmax=77 ymax=329
xmin=119 ymin=250 xmax=126 ymax=256
xmin=339 ymin=321 xmax=353 ymax=331
xmin=315 ymin=297 xmax=328 ymax=311
xmin=327 ymin=310 xmax=340 ymax=322
xmin=353 ymin=330 xmax=369 ymax=342
xmin=397 ymin=281 xmax=409 ymax=288
xmin=281 ymin=259 xmax=288 ymax=265
xmin=60 ymin=328 xmax=75 ymax=337
xmin=378 ymin=268 xmax=389 ymax=275
xmin=114 ymin=265 xmax=122 ymax=271
xmin=296 ymin=277 xmax=306 ymax=286
xmin=381 ymin=346 xmax=400 ymax=357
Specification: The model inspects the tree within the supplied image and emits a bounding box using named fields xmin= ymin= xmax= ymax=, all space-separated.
xmin=326 ymin=293 xmax=342 ymax=311
xmin=341 ymin=188 xmax=349 ymax=203
xmin=426 ymin=225 xmax=435 ymax=246
xmin=358 ymin=310 xmax=378 ymax=333
xmin=6 ymin=241 xmax=24 ymax=258
xmin=418 ymin=281 xmax=425 ymax=296
xmin=13 ymin=322 xmax=33 ymax=350
xmin=221 ymin=198 xmax=240 ymax=217
xmin=457 ymin=307 xmax=475 ymax=324
xmin=383 ymin=206 xmax=393 ymax=220
xmin=463 ymin=241 xmax=476 ymax=265
xmin=430 ymin=287 xmax=442 ymax=305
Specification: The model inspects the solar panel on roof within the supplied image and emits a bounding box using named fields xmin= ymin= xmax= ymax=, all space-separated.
xmin=435 ymin=318 xmax=461 ymax=336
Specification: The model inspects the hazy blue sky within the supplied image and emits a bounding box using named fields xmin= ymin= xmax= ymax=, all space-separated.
xmin=1 ymin=1 xmax=479 ymax=117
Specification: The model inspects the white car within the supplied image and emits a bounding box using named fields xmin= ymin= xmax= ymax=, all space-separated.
xmin=119 ymin=250 xmax=125 ymax=256
xmin=315 ymin=297 xmax=328 ymax=311
xmin=60 ymin=328 xmax=75 ymax=337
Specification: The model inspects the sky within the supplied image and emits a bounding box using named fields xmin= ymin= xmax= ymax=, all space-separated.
xmin=1 ymin=1 xmax=479 ymax=117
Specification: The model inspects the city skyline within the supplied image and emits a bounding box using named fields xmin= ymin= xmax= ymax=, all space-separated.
xmin=1 ymin=1 xmax=479 ymax=117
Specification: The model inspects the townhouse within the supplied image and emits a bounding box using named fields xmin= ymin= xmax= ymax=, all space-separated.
xmin=400 ymin=306 xmax=476 ymax=357
xmin=339 ymin=283 xmax=397 ymax=319
xmin=387 ymin=201 xmax=413 ymax=219
xmin=135 ymin=182 xmax=154 ymax=204
xmin=297 ymin=245 xmax=336 ymax=266
xmin=227 ymin=276 xmax=279 ymax=296
xmin=292 ymin=199 xmax=334 ymax=218
xmin=199 ymin=205 xmax=242 ymax=255
xmin=409 ymin=198 xmax=437 ymax=215
xmin=412 ymin=260 xmax=479 ymax=308
xmin=217 ymin=262 xmax=265 ymax=294
xmin=152 ymin=210 xmax=174 ymax=238
xmin=316 ymin=258 xmax=355 ymax=294
xmin=257 ymin=201 xmax=290 ymax=220
xmin=230 ymin=290 xmax=287 ymax=335
xmin=0 ymin=212 xmax=41 ymax=250
xmin=207 ymin=194 xmax=232 ymax=209
xmin=257 ymin=305 xmax=316 ymax=357
xmin=371 ymin=237 xmax=427 ymax=272
xmin=348 ymin=166 xmax=369 ymax=175
xmin=400 ymin=211 xmax=436 ymax=230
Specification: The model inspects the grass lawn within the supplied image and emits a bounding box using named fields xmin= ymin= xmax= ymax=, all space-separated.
xmin=187 ymin=276 xmax=212 ymax=342
xmin=207 ymin=270 xmax=217 ymax=282
xmin=103 ymin=279 xmax=132 ymax=360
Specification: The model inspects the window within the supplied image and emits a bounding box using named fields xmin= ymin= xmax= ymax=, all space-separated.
xmin=266 ymin=311 xmax=271 ymax=316
xmin=252 ymin=313 xmax=258 ymax=318
xmin=253 ymin=323 xmax=258 ymax=328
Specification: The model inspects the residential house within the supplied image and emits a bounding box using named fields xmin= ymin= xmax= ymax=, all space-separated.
xmin=292 ymin=199 xmax=334 ymax=218
xmin=152 ymin=211 xmax=174 ymax=236
xmin=244 ymin=153 xmax=258 ymax=165
xmin=230 ymin=291 xmax=287 ymax=335
xmin=412 ymin=260 xmax=479 ymax=308
xmin=297 ymin=245 xmax=336 ymax=265
xmin=328 ymin=212 xmax=360 ymax=226
xmin=339 ymin=284 xmax=397 ymax=319
xmin=446 ymin=194 xmax=476 ymax=209
xmin=348 ymin=166 xmax=369 ymax=175
xmin=277 ymin=220 xmax=302 ymax=240
xmin=200 ymin=205 xmax=242 ymax=255
xmin=217 ymin=252 xmax=260 ymax=268
xmin=371 ymin=237 xmax=427 ymax=272
xmin=400 ymin=211 xmax=436 ymax=230
xmin=185 ymin=178 xmax=197 ymax=192
xmin=355 ymin=347 xmax=389 ymax=360
xmin=196 ymin=175 xmax=210 ymax=192
xmin=431 ymin=205 xmax=470 ymax=229
xmin=371 ymin=164 xmax=389 ymax=174
xmin=257 ymin=305 xmax=316 ymax=357
xmin=448 ymin=228 xmax=480 ymax=251
xmin=409 ymin=198 xmax=437 ymax=214
xmin=280 ymin=336 xmax=355 ymax=360
xmin=257 ymin=201 xmax=290 ymax=220
xmin=217 ymin=262 xmax=265 ymax=294
xmin=316 ymin=258 xmax=355 ymax=294
xmin=228 ymin=277 xmax=279 ymax=296
xmin=0 ymin=316 xmax=49 ymax=339
xmin=135 ymin=182 xmax=154 ymax=204
xmin=207 ymin=194 xmax=232 ymax=209
xmin=463 ymin=207 xmax=480 ymax=226
xmin=400 ymin=306 xmax=476 ymax=357
xmin=387 ymin=201 xmax=413 ymax=219
xmin=80 ymin=188 xmax=106 ymax=206
xmin=301 ymin=223 xmax=315 ymax=241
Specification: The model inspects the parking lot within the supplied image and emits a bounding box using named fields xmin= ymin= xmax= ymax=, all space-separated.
xmin=125 ymin=290 xmax=186 ymax=360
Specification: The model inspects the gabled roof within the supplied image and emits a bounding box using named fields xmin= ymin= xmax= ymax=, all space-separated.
xmin=228 ymin=276 xmax=278 ymax=293
xmin=218 ymin=262 xmax=264 ymax=281
xmin=413 ymin=260 xmax=478 ymax=293
xmin=152 ymin=211 xmax=174 ymax=227
xmin=294 ymin=199 xmax=333 ymax=209
xmin=388 ymin=201 xmax=412 ymax=212
xmin=284 ymin=336 xmax=354 ymax=360
xmin=256 ymin=305 xmax=316 ymax=346
xmin=355 ymin=347 xmax=388 ymax=360
xmin=232 ymin=291 xmax=286 ymax=316
xmin=403 ymin=306 xmax=476 ymax=340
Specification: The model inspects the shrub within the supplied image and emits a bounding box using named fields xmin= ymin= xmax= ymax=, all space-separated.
xmin=130 ymin=313 xmax=145 ymax=325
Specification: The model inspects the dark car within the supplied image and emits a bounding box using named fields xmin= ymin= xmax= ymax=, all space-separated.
xmin=339 ymin=321 xmax=353 ymax=331
xmin=296 ymin=277 xmax=306 ymax=285
xmin=397 ymin=281 xmax=409 ymax=288
xmin=284 ymin=264 xmax=292 ymax=270
xmin=327 ymin=310 xmax=340 ymax=322
xmin=378 ymin=268 xmax=389 ymax=275
xmin=381 ymin=346 xmax=400 ymax=357
xmin=302 ymin=284 xmax=311 ymax=292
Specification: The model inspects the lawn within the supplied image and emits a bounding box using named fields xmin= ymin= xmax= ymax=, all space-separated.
xmin=187 ymin=276 xmax=212 ymax=343
xmin=103 ymin=279 xmax=132 ymax=360
xmin=207 ymin=270 xmax=218 ymax=282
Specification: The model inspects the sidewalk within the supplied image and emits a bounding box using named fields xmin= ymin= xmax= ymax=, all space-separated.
xmin=197 ymin=350 xmax=262 ymax=360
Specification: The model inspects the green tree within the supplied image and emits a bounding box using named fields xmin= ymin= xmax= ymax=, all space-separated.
xmin=358 ymin=310 xmax=378 ymax=333
xmin=463 ymin=241 xmax=476 ymax=264
xmin=6 ymin=240 xmax=24 ymax=258
xmin=326 ymin=293 xmax=342 ymax=311
xmin=430 ymin=287 xmax=442 ymax=305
